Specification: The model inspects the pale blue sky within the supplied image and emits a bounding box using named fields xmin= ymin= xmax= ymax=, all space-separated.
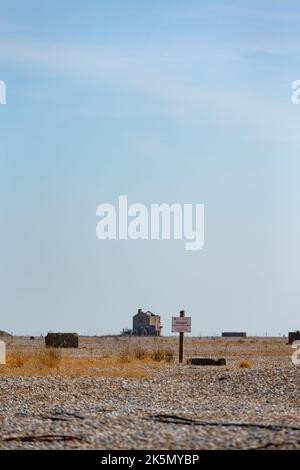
xmin=0 ymin=0 xmax=300 ymax=335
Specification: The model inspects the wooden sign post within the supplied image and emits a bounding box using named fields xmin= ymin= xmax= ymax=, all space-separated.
xmin=172 ymin=310 xmax=191 ymax=363
xmin=179 ymin=310 xmax=185 ymax=363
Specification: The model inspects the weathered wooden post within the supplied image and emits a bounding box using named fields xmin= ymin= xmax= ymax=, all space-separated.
xmin=172 ymin=310 xmax=191 ymax=364
xmin=179 ymin=310 xmax=185 ymax=363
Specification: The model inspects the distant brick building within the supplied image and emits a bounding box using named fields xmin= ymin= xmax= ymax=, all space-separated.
xmin=132 ymin=309 xmax=162 ymax=336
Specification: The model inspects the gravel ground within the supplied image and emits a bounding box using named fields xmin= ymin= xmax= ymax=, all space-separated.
xmin=1 ymin=352 xmax=300 ymax=449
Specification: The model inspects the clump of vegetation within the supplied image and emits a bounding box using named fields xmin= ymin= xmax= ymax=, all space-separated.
xmin=120 ymin=348 xmax=133 ymax=363
xmin=0 ymin=330 xmax=11 ymax=336
xmin=133 ymin=347 xmax=148 ymax=360
xmin=7 ymin=351 xmax=27 ymax=368
xmin=151 ymin=349 xmax=165 ymax=362
xmin=38 ymin=349 xmax=62 ymax=369
xmin=239 ymin=359 xmax=252 ymax=368
xmin=151 ymin=349 xmax=175 ymax=362
xmin=164 ymin=349 xmax=175 ymax=362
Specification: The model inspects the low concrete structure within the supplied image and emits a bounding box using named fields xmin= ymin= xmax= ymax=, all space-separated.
xmin=222 ymin=332 xmax=246 ymax=338
xmin=187 ymin=358 xmax=226 ymax=366
xmin=45 ymin=332 xmax=79 ymax=348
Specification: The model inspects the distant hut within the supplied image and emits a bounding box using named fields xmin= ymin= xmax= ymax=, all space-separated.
xmin=222 ymin=332 xmax=247 ymax=338
xmin=45 ymin=332 xmax=79 ymax=348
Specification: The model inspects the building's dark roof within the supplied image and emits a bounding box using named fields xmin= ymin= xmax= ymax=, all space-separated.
xmin=134 ymin=310 xmax=160 ymax=318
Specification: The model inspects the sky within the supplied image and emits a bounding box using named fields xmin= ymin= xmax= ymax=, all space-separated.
xmin=0 ymin=0 xmax=300 ymax=336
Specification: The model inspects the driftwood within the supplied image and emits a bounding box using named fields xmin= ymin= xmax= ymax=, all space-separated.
xmin=187 ymin=357 xmax=226 ymax=366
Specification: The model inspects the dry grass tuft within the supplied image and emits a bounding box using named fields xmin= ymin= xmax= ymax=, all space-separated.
xmin=7 ymin=351 xmax=27 ymax=368
xmin=239 ymin=359 xmax=252 ymax=369
xmin=120 ymin=348 xmax=134 ymax=363
xmin=164 ymin=349 xmax=175 ymax=362
xmin=133 ymin=347 xmax=148 ymax=360
xmin=151 ymin=349 xmax=166 ymax=362
xmin=151 ymin=349 xmax=175 ymax=362
xmin=38 ymin=349 xmax=62 ymax=369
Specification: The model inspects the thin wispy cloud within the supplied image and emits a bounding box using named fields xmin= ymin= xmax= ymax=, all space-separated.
xmin=208 ymin=4 xmax=300 ymax=23
xmin=0 ymin=38 xmax=298 ymax=143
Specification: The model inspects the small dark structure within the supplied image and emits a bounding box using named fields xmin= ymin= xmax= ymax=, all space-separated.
xmin=121 ymin=328 xmax=133 ymax=336
xmin=222 ymin=332 xmax=246 ymax=338
xmin=187 ymin=358 xmax=226 ymax=366
xmin=132 ymin=309 xmax=162 ymax=336
xmin=45 ymin=332 xmax=79 ymax=348
xmin=288 ymin=331 xmax=300 ymax=344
